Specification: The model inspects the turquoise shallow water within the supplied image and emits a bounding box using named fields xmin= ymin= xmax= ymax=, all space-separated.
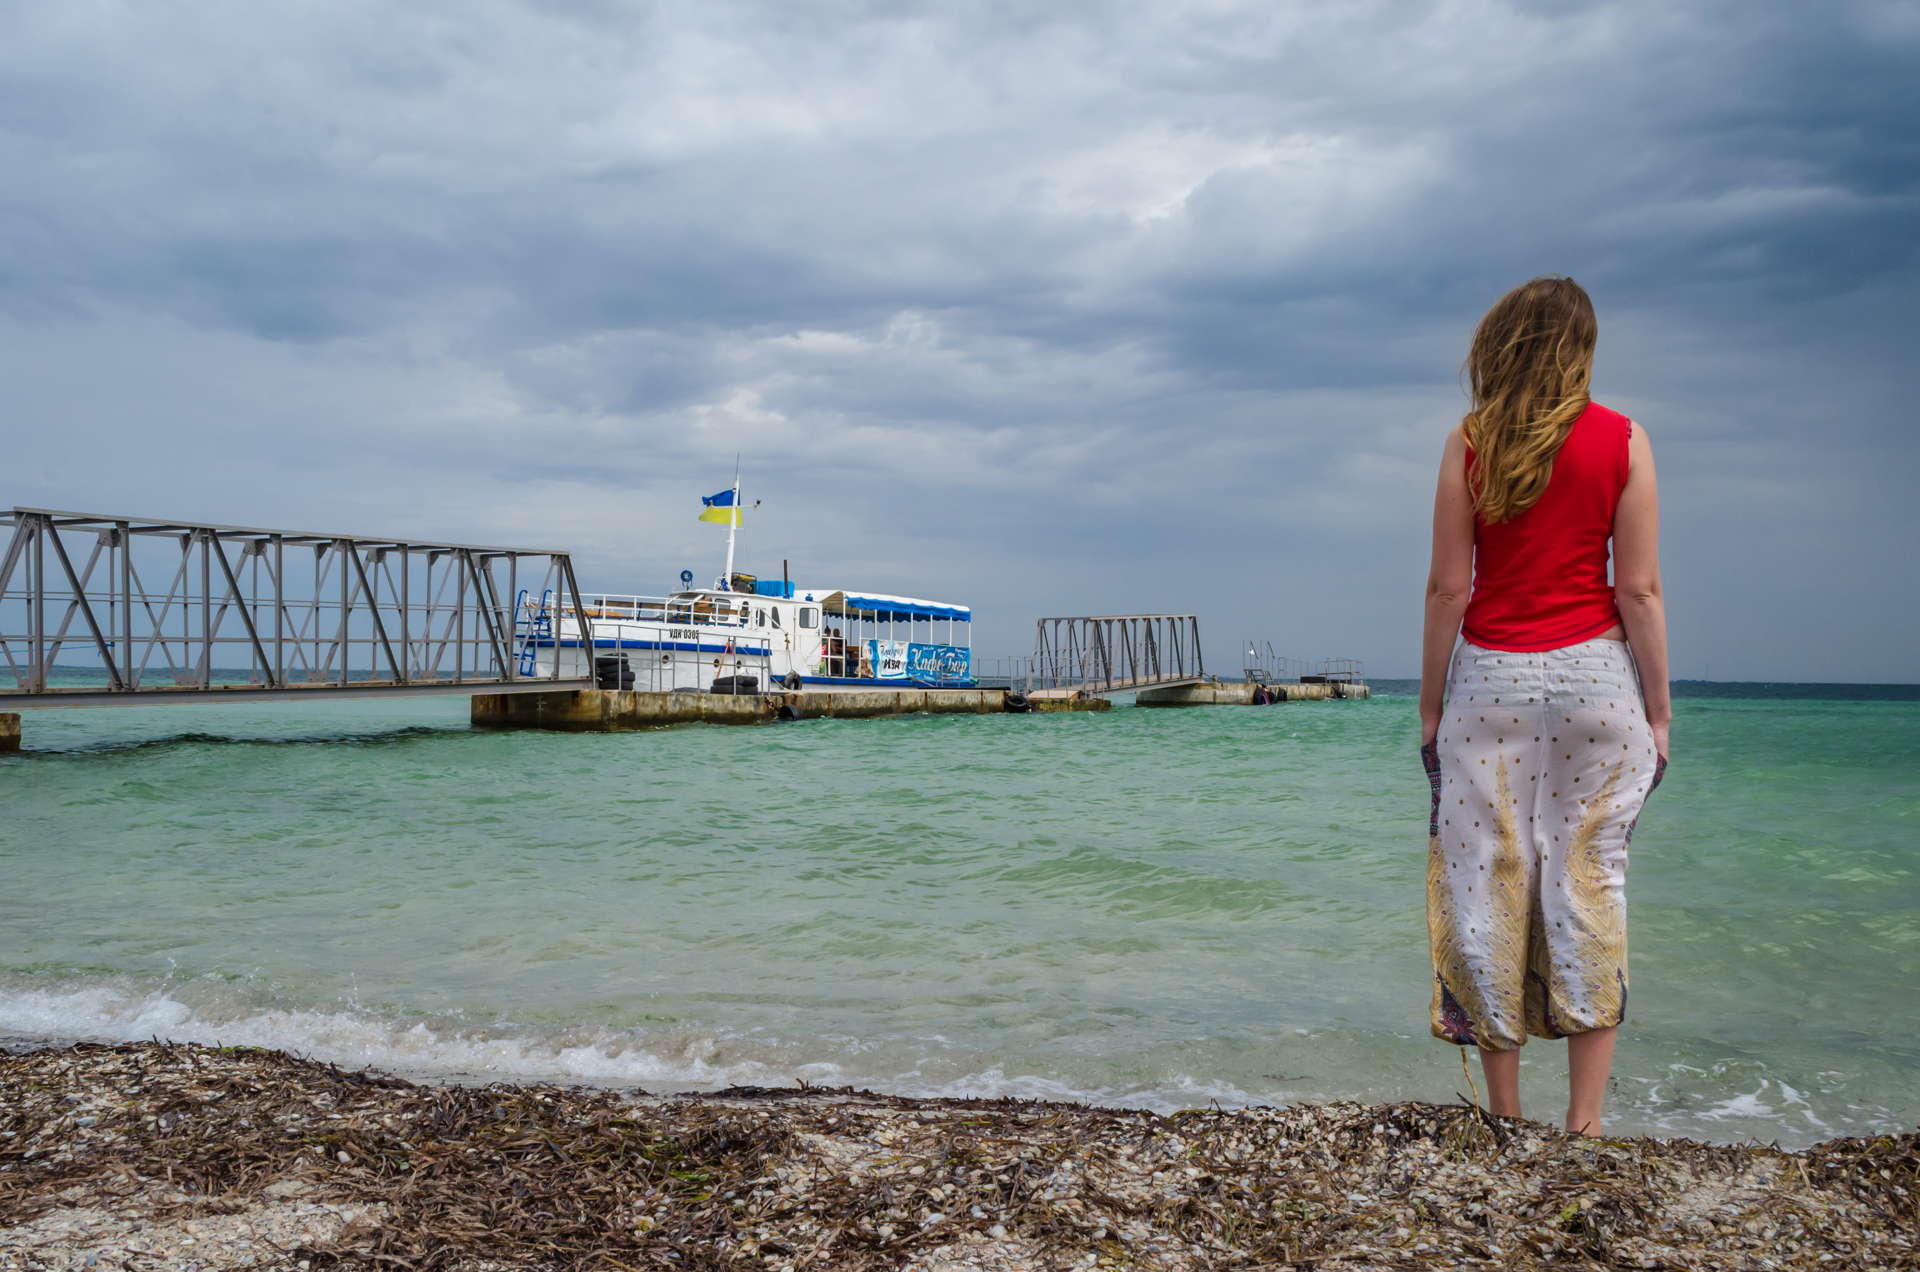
xmin=2 ymin=683 xmax=1915 ymax=1147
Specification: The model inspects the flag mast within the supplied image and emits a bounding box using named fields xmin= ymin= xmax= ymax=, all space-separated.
xmin=721 ymin=457 xmax=740 ymax=589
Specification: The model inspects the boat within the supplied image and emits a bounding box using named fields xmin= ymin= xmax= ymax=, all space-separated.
xmin=514 ymin=477 xmax=974 ymax=694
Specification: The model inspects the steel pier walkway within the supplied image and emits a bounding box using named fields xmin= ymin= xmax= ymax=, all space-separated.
xmin=0 ymin=507 xmax=594 ymax=709
xmin=1024 ymin=614 xmax=1206 ymax=700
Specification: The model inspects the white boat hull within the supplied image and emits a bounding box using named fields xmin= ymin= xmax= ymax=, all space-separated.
xmin=514 ymin=588 xmax=974 ymax=693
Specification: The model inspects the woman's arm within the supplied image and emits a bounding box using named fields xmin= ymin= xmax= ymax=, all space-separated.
xmin=1420 ymin=429 xmax=1476 ymax=745
xmin=1614 ymin=420 xmax=1671 ymax=757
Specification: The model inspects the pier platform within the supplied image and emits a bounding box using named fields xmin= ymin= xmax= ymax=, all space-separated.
xmin=471 ymin=687 xmax=1011 ymax=730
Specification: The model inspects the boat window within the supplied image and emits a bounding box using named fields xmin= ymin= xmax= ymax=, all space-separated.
xmin=800 ymin=607 xmax=819 ymax=629
xmin=770 ymin=608 xmax=782 ymax=629
xmin=755 ymin=608 xmax=766 ymax=627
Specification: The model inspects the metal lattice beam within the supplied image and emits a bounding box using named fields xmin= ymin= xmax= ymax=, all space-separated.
xmin=1027 ymin=614 xmax=1205 ymax=698
xmin=0 ymin=507 xmax=595 ymax=708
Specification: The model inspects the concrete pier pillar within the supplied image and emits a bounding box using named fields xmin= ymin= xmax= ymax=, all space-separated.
xmin=1027 ymin=695 xmax=1113 ymax=713
xmin=1137 ymin=682 xmax=1257 ymax=706
xmin=1133 ymin=681 xmax=1361 ymax=706
xmin=0 ymin=713 xmax=19 ymax=753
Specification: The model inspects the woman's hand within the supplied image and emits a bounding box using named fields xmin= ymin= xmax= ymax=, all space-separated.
xmin=1650 ymin=716 xmax=1670 ymax=761
xmin=1420 ymin=709 xmax=1442 ymax=748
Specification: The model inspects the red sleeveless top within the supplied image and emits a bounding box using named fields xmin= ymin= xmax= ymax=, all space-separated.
xmin=1461 ymin=401 xmax=1629 ymax=652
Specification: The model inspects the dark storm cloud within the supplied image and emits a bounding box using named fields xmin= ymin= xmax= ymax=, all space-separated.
xmin=1 ymin=0 xmax=1914 ymax=679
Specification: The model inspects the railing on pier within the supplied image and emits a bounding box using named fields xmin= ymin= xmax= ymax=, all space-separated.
xmin=1307 ymin=658 xmax=1367 ymax=685
xmin=972 ymin=655 xmax=1034 ymax=691
xmin=0 ymin=507 xmax=595 ymax=708
xmin=1244 ymin=644 xmax=1368 ymax=685
xmin=1027 ymin=614 xmax=1206 ymax=698
xmin=1300 ymin=657 xmax=1369 ymax=699
xmin=1243 ymin=640 xmax=1313 ymax=686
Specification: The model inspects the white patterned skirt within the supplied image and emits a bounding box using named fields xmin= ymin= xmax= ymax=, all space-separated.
xmin=1422 ymin=637 xmax=1666 ymax=1052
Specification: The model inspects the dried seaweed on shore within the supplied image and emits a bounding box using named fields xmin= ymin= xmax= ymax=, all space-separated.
xmin=2 ymin=1042 xmax=1914 ymax=1270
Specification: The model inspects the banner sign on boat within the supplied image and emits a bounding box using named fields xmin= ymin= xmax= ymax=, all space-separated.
xmin=906 ymin=642 xmax=972 ymax=683
xmin=867 ymin=639 xmax=909 ymax=679
xmin=863 ymin=640 xmax=971 ymax=682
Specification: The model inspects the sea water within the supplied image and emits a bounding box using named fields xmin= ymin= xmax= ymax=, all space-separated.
xmin=2 ymin=681 xmax=1914 ymax=1148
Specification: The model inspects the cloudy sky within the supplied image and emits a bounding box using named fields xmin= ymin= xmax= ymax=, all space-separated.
xmin=3 ymin=0 xmax=1914 ymax=680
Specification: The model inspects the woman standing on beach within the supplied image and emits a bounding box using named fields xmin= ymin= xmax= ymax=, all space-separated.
xmin=1418 ymin=276 xmax=1670 ymax=1136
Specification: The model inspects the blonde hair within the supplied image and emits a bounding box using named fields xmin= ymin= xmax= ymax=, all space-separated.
xmin=1462 ymin=276 xmax=1598 ymax=523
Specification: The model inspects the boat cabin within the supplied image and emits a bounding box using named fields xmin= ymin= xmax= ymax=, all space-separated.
xmin=519 ymin=578 xmax=974 ymax=693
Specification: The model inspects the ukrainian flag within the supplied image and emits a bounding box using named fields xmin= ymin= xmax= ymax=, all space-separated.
xmin=699 ymin=488 xmax=742 ymax=526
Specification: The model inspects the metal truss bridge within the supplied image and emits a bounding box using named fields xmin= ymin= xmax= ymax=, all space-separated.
xmin=0 ymin=507 xmax=594 ymax=709
xmin=1025 ymin=614 xmax=1207 ymax=699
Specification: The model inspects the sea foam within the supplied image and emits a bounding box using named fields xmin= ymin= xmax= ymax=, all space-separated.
xmin=0 ymin=979 xmax=1261 ymax=1112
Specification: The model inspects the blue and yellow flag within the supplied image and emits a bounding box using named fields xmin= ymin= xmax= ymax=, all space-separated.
xmin=699 ymin=488 xmax=742 ymax=526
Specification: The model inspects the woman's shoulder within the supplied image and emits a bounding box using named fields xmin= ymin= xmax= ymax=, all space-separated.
xmin=1585 ymin=399 xmax=1646 ymax=437
xmin=1579 ymin=400 xmax=1652 ymax=484
xmin=1585 ymin=400 xmax=1656 ymax=448
xmin=1572 ymin=399 xmax=1643 ymax=455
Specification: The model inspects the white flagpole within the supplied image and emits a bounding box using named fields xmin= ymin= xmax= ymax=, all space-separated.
xmin=721 ymin=459 xmax=740 ymax=588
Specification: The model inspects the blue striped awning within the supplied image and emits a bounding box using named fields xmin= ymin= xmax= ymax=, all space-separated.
xmin=818 ymin=590 xmax=971 ymax=622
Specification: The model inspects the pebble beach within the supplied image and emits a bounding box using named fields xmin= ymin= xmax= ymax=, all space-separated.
xmin=3 ymin=1041 xmax=1915 ymax=1270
